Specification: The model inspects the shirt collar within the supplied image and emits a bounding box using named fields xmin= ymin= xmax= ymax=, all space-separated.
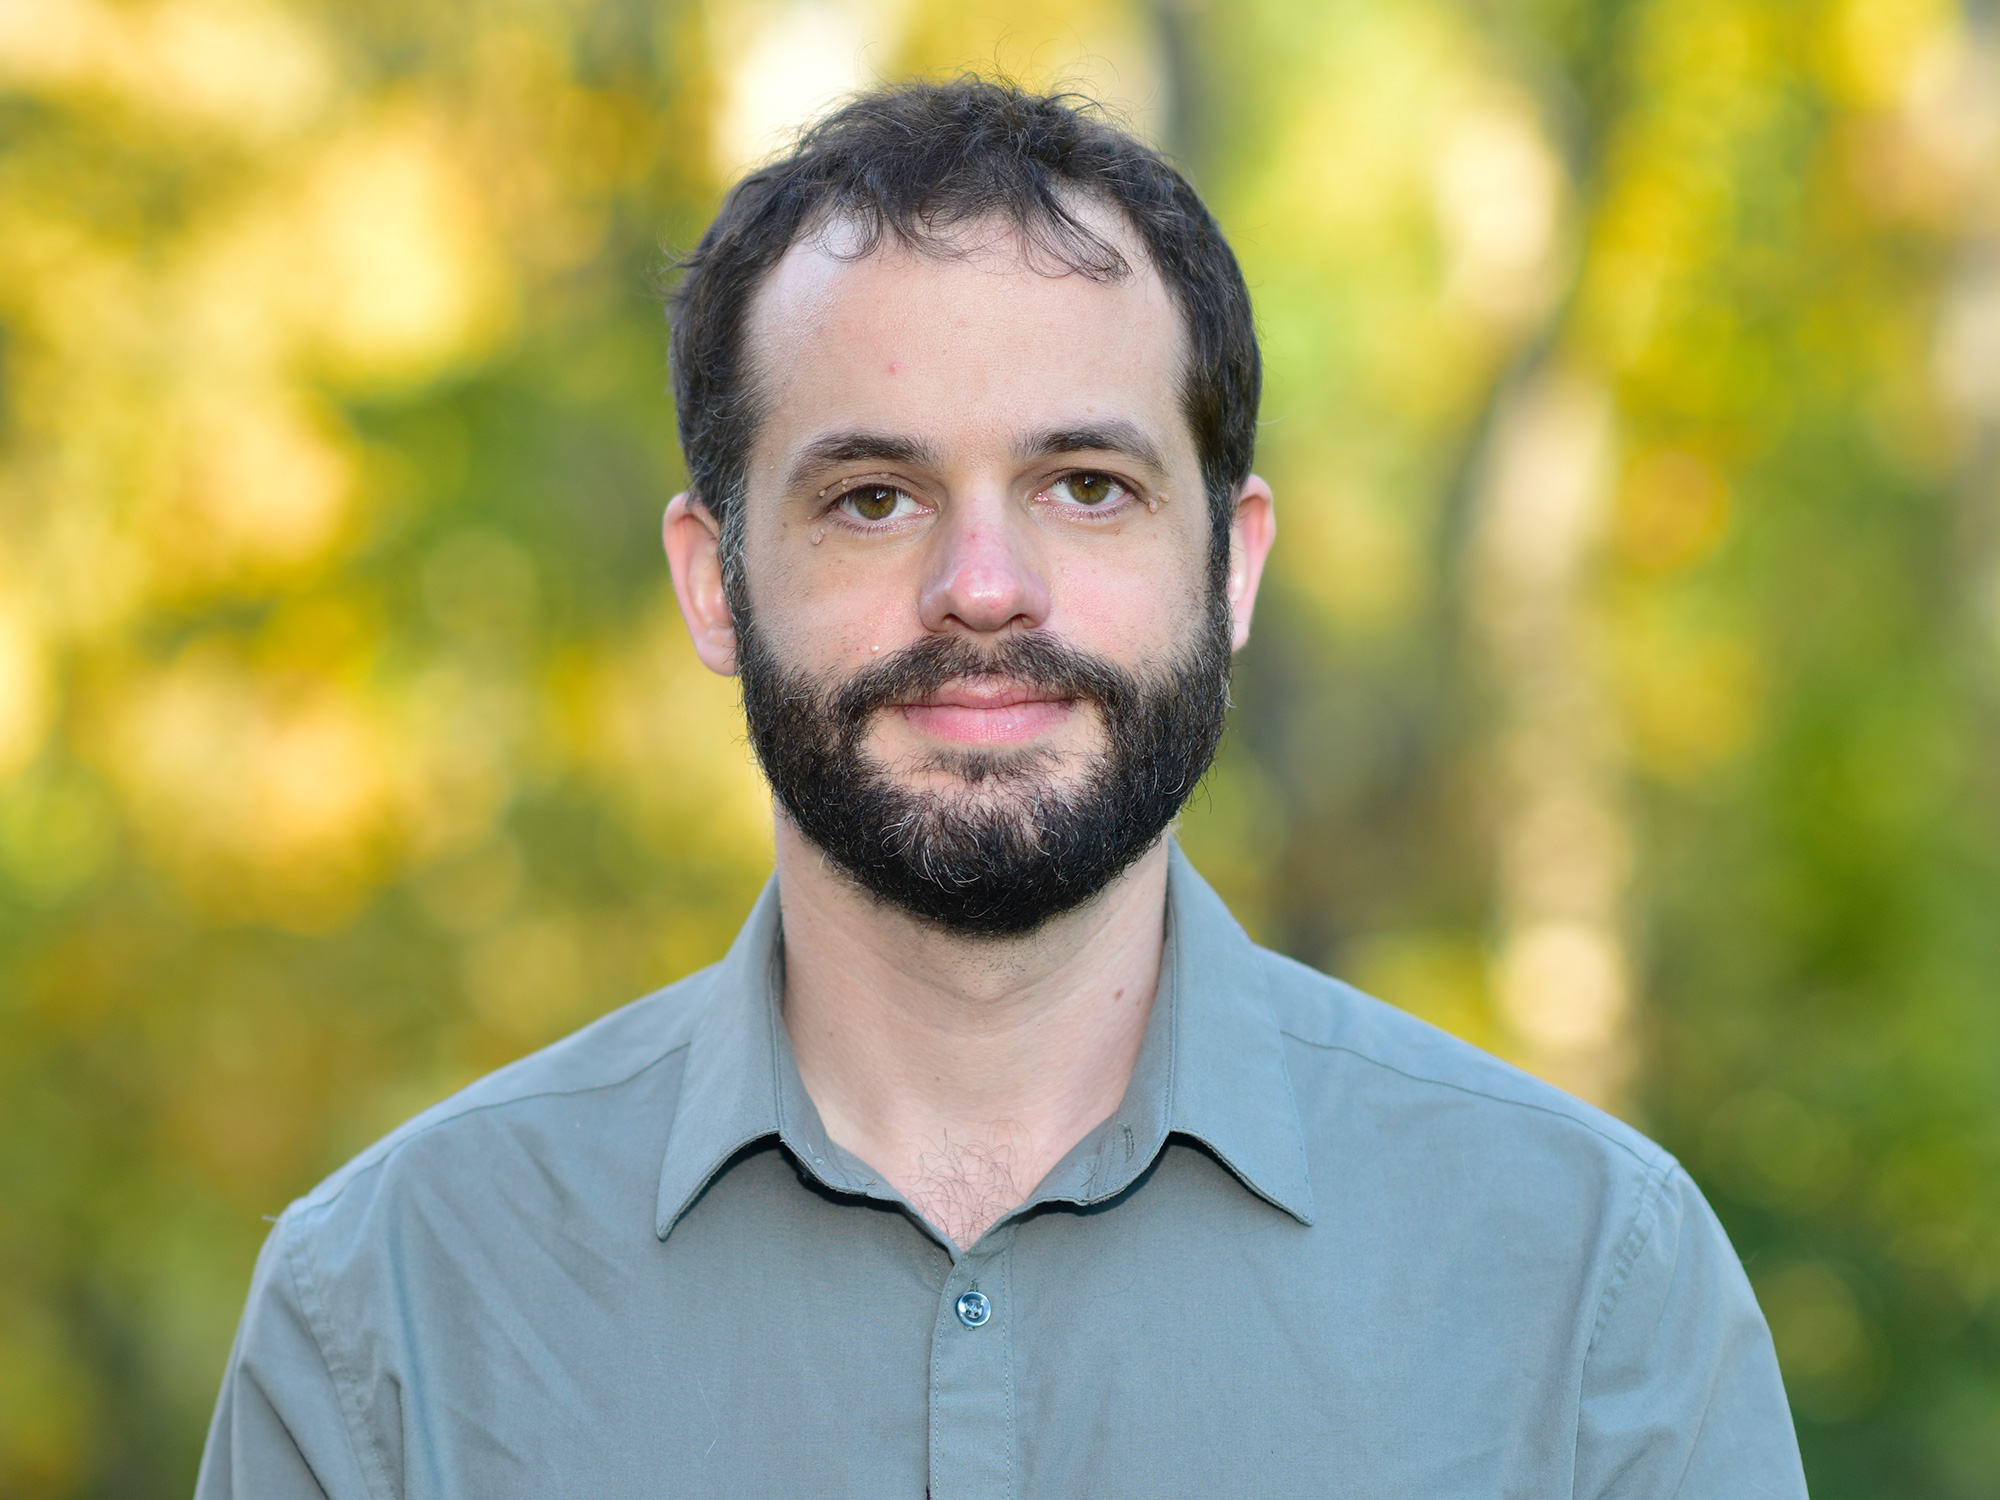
xmin=1154 ymin=841 xmax=1315 ymax=1224
xmin=655 ymin=841 xmax=1315 ymax=1240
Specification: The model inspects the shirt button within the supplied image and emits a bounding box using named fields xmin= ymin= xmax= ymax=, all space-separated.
xmin=954 ymin=1290 xmax=991 ymax=1328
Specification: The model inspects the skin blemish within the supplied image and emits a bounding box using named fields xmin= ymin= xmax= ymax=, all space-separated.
xmin=1143 ymin=494 xmax=1162 ymax=514
xmin=810 ymin=528 xmax=827 ymax=546
xmin=888 ymin=360 xmax=902 ymax=375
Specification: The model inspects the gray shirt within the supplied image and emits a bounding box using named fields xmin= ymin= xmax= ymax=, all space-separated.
xmin=198 ymin=847 xmax=1807 ymax=1498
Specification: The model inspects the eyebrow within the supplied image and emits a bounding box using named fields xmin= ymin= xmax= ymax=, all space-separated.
xmin=1015 ymin=420 xmax=1168 ymax=475
xmin=781 ymin=419 xmax=1170 ymax=493
xmin=785 ymin=431 xmax=943 ymax=492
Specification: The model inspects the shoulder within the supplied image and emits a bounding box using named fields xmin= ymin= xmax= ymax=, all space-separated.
xmin=280 ymin=962 xmax=722 ymax=1234
xmin=1238 ymin=957 xmax=1798 ymax=1491
xmin=228 ymin=968 xmax=724 ymax=1492
xmin=1254 ymin=943 xmax=1673 ymax=1188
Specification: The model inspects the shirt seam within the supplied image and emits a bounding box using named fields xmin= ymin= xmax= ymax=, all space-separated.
xmin=298 ymin=1045 xmax=689 ymax=1219
xmin=928 ymin=1283 xmax=945 ymax=1498
xmin=280 ymin=1216 xmax=397 ymax=1500
xmin=1570 ymin=1154 xmax=1678 ymax=1500
xmin=1584 ymin=1154 xmax=1675 ymax=1355
xmin=1278 ymin=1031 xmax=1669 ymax=1171
xmin=997 ymin=1240 xmax=1018 ymax=1500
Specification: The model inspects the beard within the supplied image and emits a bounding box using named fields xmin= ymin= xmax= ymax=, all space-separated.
xmin=733 ymin=587 xmax=1233 ymax=937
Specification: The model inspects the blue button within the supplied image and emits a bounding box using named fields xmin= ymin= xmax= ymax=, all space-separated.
xmin=954 ymin=1290 xmax=991 ymax=1328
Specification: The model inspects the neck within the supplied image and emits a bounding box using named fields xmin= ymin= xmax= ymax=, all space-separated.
xmin=775 ymin=817 xmax=1169 ymax=1250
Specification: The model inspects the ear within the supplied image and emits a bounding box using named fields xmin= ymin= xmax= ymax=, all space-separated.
xmin=1225 ymin=475 xmax=1276 ymax=652
xmin=663 ymin=492 xmax=739 ymax=676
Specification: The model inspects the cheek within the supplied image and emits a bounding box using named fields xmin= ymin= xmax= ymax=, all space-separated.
xmin=1047 ymin=526 xmax=1211 ymax=656
xmin=744 ymin=535 xmax=925 ymax=668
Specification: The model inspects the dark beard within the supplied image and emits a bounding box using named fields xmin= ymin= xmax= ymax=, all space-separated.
xmin=734 ymin=597 xmax=1233 ymax=937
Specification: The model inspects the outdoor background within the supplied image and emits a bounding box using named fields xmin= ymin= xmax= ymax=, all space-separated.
xmin=2 ymin=0 xmax=1997 ymax=1492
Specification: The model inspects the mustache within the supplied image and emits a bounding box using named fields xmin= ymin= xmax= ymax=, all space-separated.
xmin=831 ymin=632 xmax=1137 ymax=742
xmin=732 ymin=596 xmax=1235 ymax=935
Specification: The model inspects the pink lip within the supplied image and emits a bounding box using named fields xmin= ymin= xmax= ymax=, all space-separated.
xmin=894 ymin=682 xmax=1076 ymax=744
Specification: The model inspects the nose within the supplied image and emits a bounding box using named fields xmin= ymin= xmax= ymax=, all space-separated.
xmin=917 ymin=494 xmax=1050 ymax=635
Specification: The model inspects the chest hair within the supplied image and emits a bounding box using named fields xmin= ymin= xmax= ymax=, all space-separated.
xmin=906 ymin=1128 xmax=1026 ymax=1247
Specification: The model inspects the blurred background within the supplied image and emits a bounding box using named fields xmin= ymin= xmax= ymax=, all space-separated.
xmin=1 ymin=0 xmax=1997 ymax=1491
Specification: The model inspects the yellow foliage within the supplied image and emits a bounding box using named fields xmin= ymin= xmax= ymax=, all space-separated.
xmin=93 ymin=642 xmax=402 ymax=929
xmin=287 ymin=111 xmax=520 ymax=388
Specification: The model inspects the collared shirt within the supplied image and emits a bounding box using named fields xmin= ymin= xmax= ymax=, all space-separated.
xmin=198 ymin=847 xmax=1807 ymax=1498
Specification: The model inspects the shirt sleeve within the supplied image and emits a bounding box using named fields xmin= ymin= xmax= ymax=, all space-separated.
xmin=195 ymin=1216 xmax=383 ymax=1500
xmin=1573 ymin=1164 xmax=1808 ymax=1499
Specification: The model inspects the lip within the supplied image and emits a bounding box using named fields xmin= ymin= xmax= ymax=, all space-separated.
xmin=907 ymin=681 xmax=1062 ymax=711
xmin=892 ymin=680 xmax=1077 ymax=744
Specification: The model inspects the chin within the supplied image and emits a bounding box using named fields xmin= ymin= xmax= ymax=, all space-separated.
xmin=910 ymin=744 xmax=1068 ymax=788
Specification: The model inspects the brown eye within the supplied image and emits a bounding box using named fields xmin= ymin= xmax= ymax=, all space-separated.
xmin=842 ymin=485 xmax=906 ymax=521
xmin=1069 ymin=473 xmax=1115 ymax=506
xmin=1051 ymin=472 xmax=1127 ymax=509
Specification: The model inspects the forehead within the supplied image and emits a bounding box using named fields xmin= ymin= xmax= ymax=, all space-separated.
xmin=740 ymin=213 xmax=1191 ymax=466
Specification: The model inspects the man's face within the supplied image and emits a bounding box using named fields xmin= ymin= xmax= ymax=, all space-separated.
xmin=672 ymin=212 xmax=1269 ymax=933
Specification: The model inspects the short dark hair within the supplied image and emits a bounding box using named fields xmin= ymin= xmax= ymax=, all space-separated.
xmin=666 ymin=76 xmax=1261 ymax=577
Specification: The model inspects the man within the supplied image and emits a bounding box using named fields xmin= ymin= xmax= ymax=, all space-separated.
xmin=199 ymin=79 xmax=1807 ymax=1497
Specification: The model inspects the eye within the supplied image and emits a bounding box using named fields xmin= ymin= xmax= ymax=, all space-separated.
xmin=835 ymin=484 xmax=923 ymax=523
xmin=1045 ymin=472 xmax=1132 ymax=510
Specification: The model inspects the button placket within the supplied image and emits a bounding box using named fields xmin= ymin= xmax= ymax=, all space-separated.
xmin=929 ymin=1243 xmax=1015 ymax=1499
